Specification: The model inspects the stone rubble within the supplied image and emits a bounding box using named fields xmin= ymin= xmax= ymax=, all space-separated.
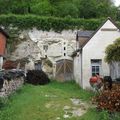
xmin=63 ymin=98 xmax=89 ymax=119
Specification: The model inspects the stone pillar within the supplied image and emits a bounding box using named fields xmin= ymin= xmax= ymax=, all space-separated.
xmin=0 ymin=56 xmax=3 ymax=70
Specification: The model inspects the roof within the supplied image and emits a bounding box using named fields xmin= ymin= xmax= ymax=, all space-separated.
xmin=73 ymin=17 xmax=120 ymax=57
xmin=77 ymin=31 xmax=94 ymax=38
xmin=83 ymin=17 xmax=120 ymax=46
xmin=76 ymin=30 xmax=95 ymax=48
xmin=0 ymin=28 xmax=9 ymax=38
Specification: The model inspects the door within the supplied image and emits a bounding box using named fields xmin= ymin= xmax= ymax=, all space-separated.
xmin=55 ymin=59 xmax=73 ymax=81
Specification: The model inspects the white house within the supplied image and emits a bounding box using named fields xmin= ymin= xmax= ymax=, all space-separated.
xmin=73 ymin=18 xmax=120 ymax=89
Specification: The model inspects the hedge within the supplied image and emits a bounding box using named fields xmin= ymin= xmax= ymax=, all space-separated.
xmin=0 ymin=14 xmax=106 ymax=31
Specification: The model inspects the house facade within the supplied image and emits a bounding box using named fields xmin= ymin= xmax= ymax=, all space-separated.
xmin=0 ymin=28 xmax=9 ymax=70
xmin=73 ymin=18 xmax=120 ymax=89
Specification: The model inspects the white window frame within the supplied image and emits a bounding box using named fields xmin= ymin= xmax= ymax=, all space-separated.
xmin=91 ymin=59 xmax=102 ymax=76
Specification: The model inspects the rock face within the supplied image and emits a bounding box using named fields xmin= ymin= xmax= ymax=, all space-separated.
xmin=10 ymin=29 xmax=76 ymax=77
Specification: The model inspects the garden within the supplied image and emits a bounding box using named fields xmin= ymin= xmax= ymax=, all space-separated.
xmin=0 ymin=79 xmax=120 ymax=120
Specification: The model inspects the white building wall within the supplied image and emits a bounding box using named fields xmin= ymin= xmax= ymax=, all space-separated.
xmin=73 ymin=53 xmax=82 ymax=86
xmin=82 ymin=20 xmax=120 ymax=89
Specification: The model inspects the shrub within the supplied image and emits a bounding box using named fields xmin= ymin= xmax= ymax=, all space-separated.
xmin=26 ymin=70 xmax=50 ymax=85
xmin=94 ymin=83 xmax=120 ymax=112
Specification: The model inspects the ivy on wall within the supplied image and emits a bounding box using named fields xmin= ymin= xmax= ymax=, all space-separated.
xmin=0 ymin=14 xmax=105 ymax=32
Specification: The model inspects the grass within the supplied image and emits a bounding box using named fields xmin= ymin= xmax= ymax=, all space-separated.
xmin=0 ymin=81 xmax=120 ymax=120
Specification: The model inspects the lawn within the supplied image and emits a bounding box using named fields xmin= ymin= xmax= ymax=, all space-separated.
xmin=0 ymin=81 xmax=119 ymax=120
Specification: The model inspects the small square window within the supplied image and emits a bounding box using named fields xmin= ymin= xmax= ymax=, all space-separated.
xmin=43 ymin=45 xmax=48 ymax=51
xmin=34 ymin=62 xmax=42 ymax=70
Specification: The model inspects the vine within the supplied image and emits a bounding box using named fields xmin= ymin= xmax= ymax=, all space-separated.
xmin=0 ymin=14 xmax=106 ymax=32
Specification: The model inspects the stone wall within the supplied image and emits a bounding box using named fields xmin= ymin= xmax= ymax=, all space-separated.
xmin=0 ymin=70 xmax=25 ymax=97
xmin=0 ymin=77 xmax=24 ymax=97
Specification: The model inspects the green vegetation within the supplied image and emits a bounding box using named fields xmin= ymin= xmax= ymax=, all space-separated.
xmin=0 ymin=14 xmax=104 ymax=31
xmin=0 ymin=81 xmax=119 ymax=120
xmin=0 ymin=0 xmax=119 ymax=33
xmin=0 ymin=81 xmax=92 ymax=120
xmin=80 ymin=109 xmax=120 ymax=120
xmin=0 ymin=0 xmax=119 ymax=20
xmin=105 ymin=38 xmax=120 ymax=63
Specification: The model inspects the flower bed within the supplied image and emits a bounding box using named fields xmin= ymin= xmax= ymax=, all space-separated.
xmin=93 ymin=83 xmax=120 ymax=112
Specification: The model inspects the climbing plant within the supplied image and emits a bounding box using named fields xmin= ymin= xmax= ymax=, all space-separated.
xmin=0 ymin=14 xmax=104 ymax=32
xmin=105 ymin=38 xmax=120 ymax=63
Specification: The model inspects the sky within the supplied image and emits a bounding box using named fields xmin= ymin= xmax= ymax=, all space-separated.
xmin=114 ymin=0 xmax=120 ymax=6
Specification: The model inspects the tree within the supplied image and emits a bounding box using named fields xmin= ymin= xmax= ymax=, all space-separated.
xmin=0 ymin=0 xmax=119 ymax=19
xmin=95 ymin=0 xmax=117 ymax=19
xmin=54 ymin=1 xmax=79 ymax=18
xmin=105 ymin=38 xmax=120 ymax=63
xmin=31 ymin=0 xmax=53 ymax=16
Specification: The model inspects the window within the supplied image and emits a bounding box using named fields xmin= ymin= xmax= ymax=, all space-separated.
xmin=64 ymin=47 xmax=66 ymax=50
xmin=35 ymin=61 xmax=42 ymax=70
xmin=91 ymin=59 xmax=101 ymax=76
xmin=92 ymin=66 xmax=100 ymax=76
xmin=64 ymin=53 xmax=66 ymax=56
xmin=43 ymin=45 xmax=48 ymax=52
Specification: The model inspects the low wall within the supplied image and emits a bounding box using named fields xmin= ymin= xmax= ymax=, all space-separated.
xmin=0 ymin=77 xmax=24 ymax=97
xmin=0 ymin=70 xmax=25 ymax=97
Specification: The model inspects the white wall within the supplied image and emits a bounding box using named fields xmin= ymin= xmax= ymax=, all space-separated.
xmin=73 ymin=52 xmax=82 ymax=86
xmin=82 ymin=20 xmax=120 ymax=89
xmin=0 ymin=57 xmax=3 ymax=70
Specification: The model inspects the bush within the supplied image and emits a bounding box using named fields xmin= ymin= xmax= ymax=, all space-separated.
xmin=94 ymin=83 xmax=120 ymax=112
xmin=26 ymin=70 xmax=50 ymax=85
